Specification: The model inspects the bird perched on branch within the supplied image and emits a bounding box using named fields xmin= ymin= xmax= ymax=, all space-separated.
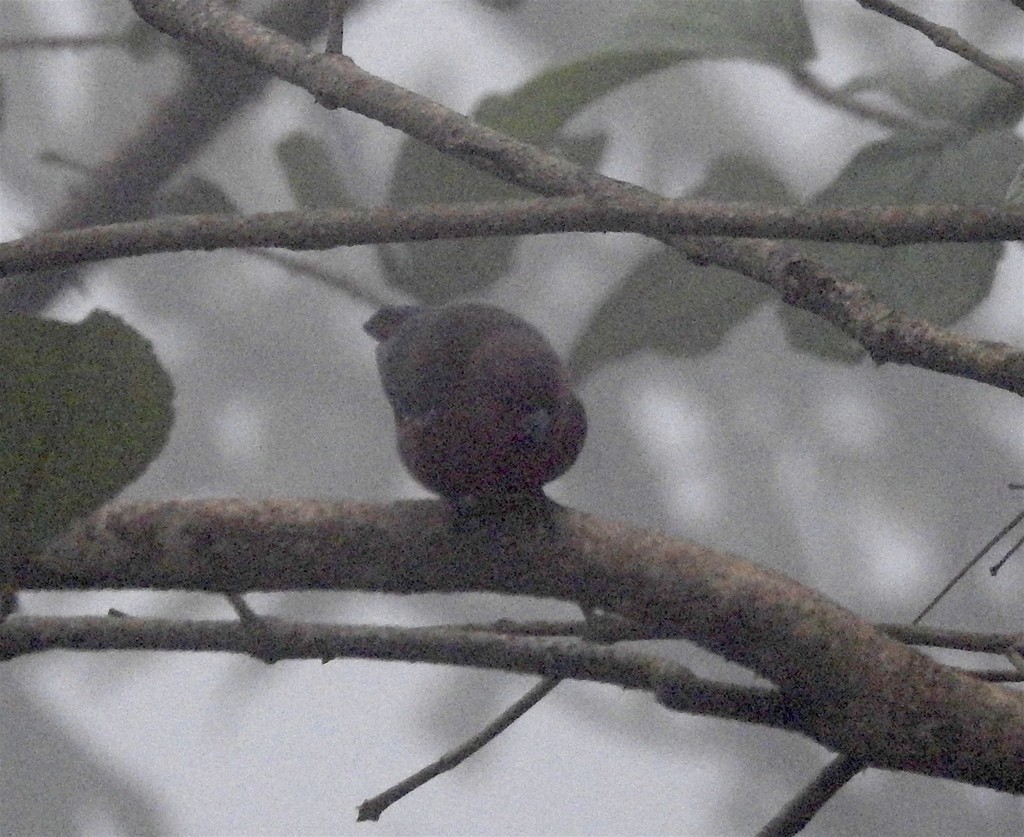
xmin=364 ymin=303 xmax=587 ymax=507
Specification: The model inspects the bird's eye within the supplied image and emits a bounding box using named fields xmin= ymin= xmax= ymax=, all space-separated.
xmin=521 ymin=408 xmax=551 ymax=444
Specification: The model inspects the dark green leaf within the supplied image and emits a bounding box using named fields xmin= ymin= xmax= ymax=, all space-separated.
xmin=784 ymin=128 xmax=1024 ymax=360
xmin=276 ymin=131 xmax=352 ymax=209
xmin=617 ymin=0 xmax=815 ymax=67
xmin=0 ymin=312 xmax=174 ymax=561
xmin=850 ymin=63 xmax=1024 ymax=131
xmin=384 ymin=141 xmax=530 ymax=303
xmin=570 ymin=155 xmax=791 ymax=378
xmin=476 ymin=51 xmax=693 ymax=144
xmin=153 ymin=175 xmax=238 ymax=216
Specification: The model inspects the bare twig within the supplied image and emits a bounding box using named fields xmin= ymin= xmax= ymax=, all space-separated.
xmin=358 ymin=609 xmax=628 ymax=818
xmin=914 ymin=507 xmax=1024 ymax=623
xmin=5 ymin=200 xmax=1024 ymax=280
xmin=789 ymin=67 xmax=921 ymax=132
xmin=857 ymin=0 xmax=1024 ymax=91
xmin=989 ymin=526 xmax=1024 ymax=575
xmin=0 ymin=613 xmax=788 ymax=725
xmin=246 ymin=249 xmax=399 ymax=309
xmin=325 ymin=0 xmax=344 ymax=54
xmin=757 ymin=755 xmax=866 ymax=837
xmin=0 ymin=33 xmax=127 ymax=50
xmin=357 ymin=677 xmax=561 ymax=821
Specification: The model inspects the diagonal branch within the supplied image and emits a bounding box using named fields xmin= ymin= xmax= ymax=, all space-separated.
xmin=856 ymin=0 xmax=1024 ymax=91
xmin=0 ymin=0 xmax=333 ymax=315
xmin=126 ymin=0 xmax=1024 ymax=400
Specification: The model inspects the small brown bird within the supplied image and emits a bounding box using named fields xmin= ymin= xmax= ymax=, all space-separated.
xmin=364 ymin=303 xmax=586 ymax=504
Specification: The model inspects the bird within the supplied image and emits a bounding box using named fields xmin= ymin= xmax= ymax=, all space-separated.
xmin=363 ymin=303 xmax=586 ymax=507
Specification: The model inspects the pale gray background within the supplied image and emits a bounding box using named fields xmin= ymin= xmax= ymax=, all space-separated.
xmin=1 ymin=1 xmax=1023 ymax=834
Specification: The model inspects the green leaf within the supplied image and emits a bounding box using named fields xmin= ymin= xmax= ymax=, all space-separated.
xmin=276 ymin=131 xmax=352 ymax=209
xmin=784 ymin=128 xmax=1024 ymax=360
xmin=570 ymin=155 xmax=791 ymax=378
xmin=0 ymin=312 xmax=174 ymax=562
xmin=849 ymin=63 xmax=1024 ymax=131
xmin=617 ymin=0 xmax=815 ymax=67
xmin=384 ymin=141 xmax=529 ymax=303
xmin=476 ymin=0 xmax=815 ymax=147
xmin=476 ymin=51 xmax=693 ymax=144
xmin=153 ymin=175 xmax=238 ymax=216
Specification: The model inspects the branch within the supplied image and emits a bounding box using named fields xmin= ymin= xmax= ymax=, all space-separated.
xmin=789 ymin=67 xmax=922 ymax=132
xmin=358 ymin=677 xmax=562 ymax=821
xmin=0 ymin=0 xmax=333 ymax=315
xmin=125 ymin=0 xmax=1024 ymax=399
xmin=4 ymin=200 xmax=1024 ymax=277
xmin=676 ymin=235 xmax=1024 ymax=396
xmin=758 ymin=755 xmax=866 ymax=837
xmin=0 ymin=613 xmax=789 ymax=729
xmin=17 ymin=497 xmax=1024 ymax=794
xmin=857 ymin=0 xmax=1024 ymax=92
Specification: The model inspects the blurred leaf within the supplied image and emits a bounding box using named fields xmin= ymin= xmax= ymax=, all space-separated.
xmin=570 ymin=155 xmax=791 ymax=378
xmin=845 ymin=63 xmax=1024 ymax=131
xmin=122 ymin=19 xmax=165 ymax=61
xmin=1006 ymin=159 xmax=1024 ymax=206
xmin=0 ymin=312 xmax=174 ymax=562
xmin=476 ymin=51 xmax=694 ymax=143
xmin=476 ymin=0 xmax=815 ymax=145
xmin=276 ymin=131 xmax=352 ymax=209
xmin=153 ymin=175 xmax=238 ymax=216
xmin=388 ymin=55 xmax=619 ymax=303
xmin=384 ymin=141 xmax=531 ymax=303
xmin=783 ymin=128 xmax=1024 ymax=360
xmin=617 ymin=0 xmax=815 ymax=67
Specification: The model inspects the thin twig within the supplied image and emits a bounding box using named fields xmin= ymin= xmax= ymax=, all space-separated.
xmin=6 ymin=200 xmax=1024 ymax=280
xmin=757 ymin=755 xmax=866 ymax=837
xmin=225 ymin=592 xmax=259 ymax=622
xmin=325 ymin=0 xmax=344 ymax=54
xmin=247 ymin=249 xmax=399 ymax=309
xmin=761 ymin=493 xmax=1024 ymax=834
xmin=357 ymin=676 xmax=560 ymax=821
xmin=0 ymin=33 xmax=126 ymax=50
xmin=914 ymin=507 xmax=1024 ymax=623
xmin=789 ymin=67 xmax=920 ymax=132
xmin=989 ymin=530 xmax=1024 ymax=575
xmin=857 ymin=0 xmax=1024 ymax=91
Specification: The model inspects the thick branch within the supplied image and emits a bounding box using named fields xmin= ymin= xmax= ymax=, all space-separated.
xmin=3 ymin=200 xmax=1024 ymax=278
xmin=18 ymin=497 xmax=1024 ymax=794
